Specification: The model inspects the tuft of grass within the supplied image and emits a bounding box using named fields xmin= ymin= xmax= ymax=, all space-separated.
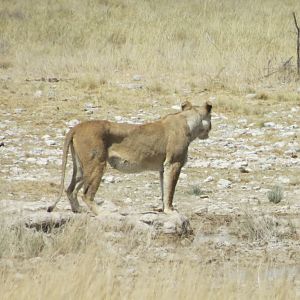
xmin=147 ymin=81 xmax=167 ymax=95
xmin=268 ymin=185 xmax=283 ymax=204
xmin=239 ymin=212 xmax=278 ymax=241
xmin=78 ymin=76 xmax=101 ymax=90
xmin=0 ymin=59 xmax=12 ymax=69
xmin=188 ymin=185 xmax=203 ymax=196
xmin=257 ymin=92 xmax=269 ymax=100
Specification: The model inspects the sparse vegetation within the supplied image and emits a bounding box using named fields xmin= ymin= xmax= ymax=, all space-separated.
xmin=268 ymin=185 xmax=283 ymax=204
xmin=188 ymin=185 xmax=203 ymax=196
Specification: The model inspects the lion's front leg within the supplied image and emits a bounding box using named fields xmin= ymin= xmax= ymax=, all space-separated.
xmin=162 ymin=161 xmax=182 ymax=214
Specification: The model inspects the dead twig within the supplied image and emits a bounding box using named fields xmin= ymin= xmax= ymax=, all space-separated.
xmin=293 ymin=12 xmax=300 ymax=76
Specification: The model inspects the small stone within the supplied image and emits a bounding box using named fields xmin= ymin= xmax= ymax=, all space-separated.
xmin=163 ymin=221 xmax=176 ymax=234
xmin=132 ymin=75 xmax=142 ymax=81
xmin=84 ymin=102 xmax=96 ymax=110
xmin=171 ymin=105 xmax=181 ymax=110
xmin=217 ymin=179 xmax=232 ymax=189
xmin=245 ymin=93 xmax=257 ymax=99
xmin=139 ymin=213 xmax=158 ymax=225
xmin=34 ymin=90 xmax=43 ymax=98
xmin=114 ymin=116 xmax=124 ymax=122
xmin=15 ymin=108 xmax=25 ymax=114
xmin=204 ymin=176 xmax=214 ymax=183
xmin=45 ymin=139 xmax=56 ymax=146
xmin=102 ymin=175 xmax=115 ymax=183
xmin=26 ymin=157 xmax=37 ymax=164
xmin=277 ymin=176 xmax=290 ymax=184
xmin=233 ymin=161 xmax=248 ymax=169
xmin=66 ymin=119 xmax=80 ymax=128
xmin=124 ymin=197 xmax=132 ymax=204
xmin=180 ymin=173 xmax=188 ymax=179
xmin=263 ymin=122 xmax=276 ymax=128
xmin=238 ymin=118 xmax=248 ymax=125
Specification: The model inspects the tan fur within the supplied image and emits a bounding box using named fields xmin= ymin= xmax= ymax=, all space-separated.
xmin=47 ymin=101 xmax=212 ymax=215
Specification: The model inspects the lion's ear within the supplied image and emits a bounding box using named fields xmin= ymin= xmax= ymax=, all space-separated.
xmin=205 ymin=101 xmax=212 ymax=113
xmin=181 ymin=101 xmax=193 ymax=111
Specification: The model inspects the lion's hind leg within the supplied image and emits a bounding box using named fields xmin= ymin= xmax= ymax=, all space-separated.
xmin=82 ymin=161 xmax=106 ymax=215
xmin=65 ymin=144 xmax=84 ymax=213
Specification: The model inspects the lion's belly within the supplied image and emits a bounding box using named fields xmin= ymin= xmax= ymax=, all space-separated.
xmin=107 ymin=147 xmax=163 ymax=173
xmin=108 ymin=155 xmax=163 ymax=173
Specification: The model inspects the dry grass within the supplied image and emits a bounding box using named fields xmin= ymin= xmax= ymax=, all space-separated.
xmin=0 ymin=218 xmax=297 ymax=300
xmin=1 ymin=0 xmax=300 ymax=89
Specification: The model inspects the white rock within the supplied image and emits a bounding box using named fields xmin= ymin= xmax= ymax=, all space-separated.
xmin=233 ymin=161 xmax=248 ymax=169
xmin=238 ymin=118 xmax=248 ymax=125
xmin=114 ymin=116 xmax=126 ymax=122
xmin=124 ymin=197 xmax=132 ymax=204
xmin=36 ymin=158 xmax=49 ymax=165
xmin=26 ymin=157 xmax=37 ymax=164
xmin=132 ymin=75 xmax=142 ymax=81
xmin=245 ymin=93 xmax=256 ymax=99
xmin=274 ymin=142 xmax=285 ymax=148
xmin=102 ymin=175 xmax=116 ymax=183
xmin=45 ymin=139 xmax=56 ymax=146
xmin=217 ymin=179 xmax=232 ymax=189
xmin=34 ymin=90 xmax=43 ymax=98
xmin=14 ymin=108 xmax=25 ymax=114
xmin=66 ymin=119 xmax=80 ymax=128
xmin=139 ymin=213 xmax=158 ymax=225
xmin=210 ymin=160 xmax=231 ymax=169
xmin=291 ymin=107 xmax=300 ymax=112
xmin=204 ymin=176 xmax=214 ymax=183
xmin=180 ymin=173 xmax=188 ymax=179
xmin=84 ymin=102 xmax=96 ymax=109
xmin=277 ymin=176 xmax=290 ymax=184
xmin=263 ymin=122 xmax=276 ymax=128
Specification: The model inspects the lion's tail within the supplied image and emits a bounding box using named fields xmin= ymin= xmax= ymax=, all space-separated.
xmin=47 ymin=128 xmax=74 ymax=212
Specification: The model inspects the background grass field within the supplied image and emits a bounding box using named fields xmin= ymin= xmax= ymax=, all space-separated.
xmin=1 ymin=0 xmax=300 ymax=88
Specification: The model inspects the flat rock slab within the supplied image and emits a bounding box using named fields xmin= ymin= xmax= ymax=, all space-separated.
xmin=0 ymin=200 xmax=192 ymax=236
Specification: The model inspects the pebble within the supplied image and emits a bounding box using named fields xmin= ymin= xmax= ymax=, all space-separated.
xmin=245 ymin=93 xmax=257 ymax=99
xmin=263 ymin=122 xmax=276 ymax=128
xmin=34 ymin=90 xmax=43 ymax=98
xmin=102 ymin=175 xmax=116 ymax=183
xmin=217 ymin=179 xmax=232 ymax=189
xmin=204 ymin=176 xmax=214 ymax=183
xmin=45 ymin=139 xmax=56 ymax=146
xmin=132 ymin=75 xmax=142 ymax=81
xmin=277 ymin=176 xmax=290 ymax=184
xmin=66 ymin=119 xmax=80 ymax=128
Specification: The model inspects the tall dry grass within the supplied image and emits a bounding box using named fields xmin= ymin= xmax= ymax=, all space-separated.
xmin=0 ymin=218 xmax=297 ymax=300
xmin=0 ymin=0 xmax=300 ymax=88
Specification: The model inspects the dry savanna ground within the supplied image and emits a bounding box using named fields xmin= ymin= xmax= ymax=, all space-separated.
xmin=0 ymin=0 xmax=300 ymax=299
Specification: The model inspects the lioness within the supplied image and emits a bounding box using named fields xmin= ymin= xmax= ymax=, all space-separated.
xmin=47 ymin=101 xmax=212 ymax=215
